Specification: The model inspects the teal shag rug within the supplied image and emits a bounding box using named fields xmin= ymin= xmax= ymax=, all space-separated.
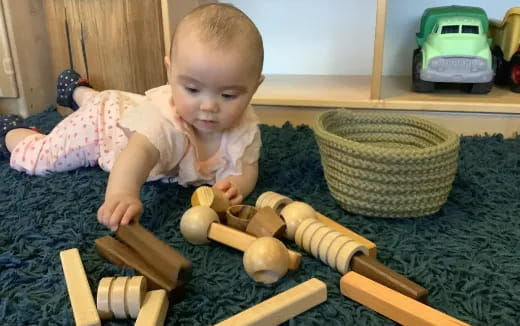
xmin=1 ymin=107 xmax=520 ymax=326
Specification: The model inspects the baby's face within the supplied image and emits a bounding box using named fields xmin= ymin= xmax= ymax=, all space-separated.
xmin=167 ymin=33 xmax=262 ymax=137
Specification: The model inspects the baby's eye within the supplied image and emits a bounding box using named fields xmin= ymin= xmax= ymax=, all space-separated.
xmin=221 ymin=93 xmax=237 ymax=100
xmin=184 ymin=86 xmax=199 ymax=94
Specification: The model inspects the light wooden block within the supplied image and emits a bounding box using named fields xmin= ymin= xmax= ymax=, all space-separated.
xmin=135 ymin=289 xmax=169 ymax=326
xmin=191 ymin=186 xmax=230 ymax=217
xmin=215 ymin=278 xmax=327 ymax=326
xmin=59 ymin=248 xmax=101 ymax=326
xmin=340 ymin=272 xmax=470 ymax=326
xmin=96 ymin=277 xmax=114 ymax=320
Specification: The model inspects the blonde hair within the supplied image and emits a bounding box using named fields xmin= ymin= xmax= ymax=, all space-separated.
xmin=171 ymin=3 xmax=264 ymax=75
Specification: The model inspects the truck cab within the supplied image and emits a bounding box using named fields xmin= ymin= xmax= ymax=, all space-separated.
xmin=413 ymin=6 xmax=494 ymax=93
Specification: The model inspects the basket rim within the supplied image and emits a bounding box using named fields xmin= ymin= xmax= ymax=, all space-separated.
xmin=313 ymin=109 xmax=460 ymax=158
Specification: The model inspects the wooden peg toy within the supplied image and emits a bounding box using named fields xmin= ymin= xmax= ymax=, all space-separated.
xmin=191 ymin=185 xmax=230 ymax=217
xmin=340 ymin=272 xmax=469 ymax=326
xmin=215 ymin=278 xmax=327 ymax=326
xmin=59 ymin=248 xmax=101 ymax=326
xmin=245 ymin=206 xmax=286 ymax=238
xmin=180 ymin=206 xmax=301 ymax=271
xmin=225 ymin=204 xmax=257 ymax=231
xmin=243 ymin=237 xmax=289 ymax=284
xmin=135 ymin=289 xmax=169 ymax=326
xmin=279 ymin=201 xmax=317 ymax=240
xmin=258 ymin=191 xmax=377 ymax=257
xmin=256 ymin=191 xmax=293 ymax=214
xmin=96 ymin=276 xmax=148 ymax=320
xmin=294 ymin=218 xmax=428 ymax=302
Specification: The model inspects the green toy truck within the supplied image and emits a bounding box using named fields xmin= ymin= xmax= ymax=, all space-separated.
xmin=413 ymin=6 xmax=494 ymax=94
xmin=489 ymin=7 xmax=520 ymax=93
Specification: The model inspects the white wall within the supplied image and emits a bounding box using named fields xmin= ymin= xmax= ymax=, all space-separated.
xmin=224 ymin=0 xmax=518 ymax=76
xmin=223 ymin=0 xmax=377 ymax=75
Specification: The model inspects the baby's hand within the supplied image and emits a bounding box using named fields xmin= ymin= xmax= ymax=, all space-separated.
xmin=213 ymin=180 xmax=243 ymax=205
xmin=97 ymin=194 xmax=143 ymax=231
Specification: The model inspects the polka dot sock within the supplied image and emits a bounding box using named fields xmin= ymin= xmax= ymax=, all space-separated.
xmin=0 ymin=114 xmax=26 ymax=159
xmin=56 ymin=69 xmax=92 ymax=111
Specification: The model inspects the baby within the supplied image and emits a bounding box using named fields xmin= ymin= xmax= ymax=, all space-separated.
xmin=0 ymin=3 xmax=264 ymax=230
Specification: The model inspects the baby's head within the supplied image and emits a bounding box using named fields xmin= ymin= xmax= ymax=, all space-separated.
xmin=165 ymin=3 xmax=264 ymax=136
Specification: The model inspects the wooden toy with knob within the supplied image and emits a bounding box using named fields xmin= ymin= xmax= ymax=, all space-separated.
xmin=257 ymin=191 xmax=428 ymax=303
xmin=180 ymin=206 xmax=301 ymax=284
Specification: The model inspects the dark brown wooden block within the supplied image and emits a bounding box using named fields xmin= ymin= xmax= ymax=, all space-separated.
xmin=351 ymin=253 xmax=428 ymax=304
xmin=115 ymin=223 xmax=192 ymax=288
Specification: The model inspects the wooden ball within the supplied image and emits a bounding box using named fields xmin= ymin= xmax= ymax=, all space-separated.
xmin=180 ymin=206 xmax=220 ymax=244
xmin=243 ymin=237 xmax=289 ymax=284
xmin=280 ymin=201 xmax=316 ymax=240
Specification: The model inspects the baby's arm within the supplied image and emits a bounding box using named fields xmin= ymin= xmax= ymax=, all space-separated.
xmin=213 ymin=160 xmax=259 ymax=205
xmin=97 ymin=132 xmax=159 ymax=230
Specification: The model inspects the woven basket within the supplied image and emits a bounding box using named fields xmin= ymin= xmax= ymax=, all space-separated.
xmin=313 ymin=109 xmax=460 ymax=218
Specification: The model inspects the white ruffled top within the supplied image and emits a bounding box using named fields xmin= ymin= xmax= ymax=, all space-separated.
xmin=118 ymin=85 xmax=261 ymax=186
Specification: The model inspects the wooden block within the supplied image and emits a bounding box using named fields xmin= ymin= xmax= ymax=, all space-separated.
xmin=127 ymin=276 xmax=148 ymax=319
xmin=116 ymin=223 xmax=192 ymax=288
xmin=245 ymin=207 xmax=286 ymax=238
xmin=208 ymin=223 xmax=301 ymax=271
xmin=351 ymin=254 xmax=428 ymax=303
xmin=110 ymin=276 xmax=130 ymax=319
xmin=95 ymin=236 xmax=172 ymax=291
xmin=59 ymin=248 xmax=101 ymax=326
xmin=191 ymin=186 xmax=230 ymax=217
xmin=315 ymin=212 xmax=377 ymax=258
xmin=226 ymin=205 xmax=257 ymax=231
xmin=96 ymin=277 xmax=114 ymax=320
xmin=215 ymin=278 xmax=327 ymax=326
xmin=135 ymin=289 xmax=169 ymax=326
xmin=340 ymin=272 xmax=470 ymax=326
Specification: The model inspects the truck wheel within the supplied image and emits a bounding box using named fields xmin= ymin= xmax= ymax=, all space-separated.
xmin=412 ymin=49 xmax=434 ymax=92
xmin=510 ymin=54 xmax=520 ymax=93
xmin=492 ymin=46 xmax=509 ymax=85
xmin=469 ymin=81 xmax=493 ymax=94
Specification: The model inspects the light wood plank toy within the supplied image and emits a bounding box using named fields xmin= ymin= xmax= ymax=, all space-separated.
xmin=256 ymin=191 xmax=377 ymax=257
xmin=180 ymin=206 xmax=301 ymax=271
xmin=340 ymin=272 xmax=470 ymax=326
xmin=97 ymin=276 xmax=148 ymax=320
xmin=245 ymin=206 xmax=286 ymax=238
xmin=135 ymin=289 xmax=169 ymax=326
xmin=215 ymin=278 xmax=327 ymax=326
xmin=191 ymin=185 xmax=230 ymax=218
xmin=59 ymin=248 xmax=101 ymax=326
xmin=295 ymin=218 xmax=428 ymax=302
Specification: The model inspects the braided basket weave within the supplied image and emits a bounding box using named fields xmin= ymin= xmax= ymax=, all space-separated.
xmin=313 ymin=109 xmax=460 ymax=218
